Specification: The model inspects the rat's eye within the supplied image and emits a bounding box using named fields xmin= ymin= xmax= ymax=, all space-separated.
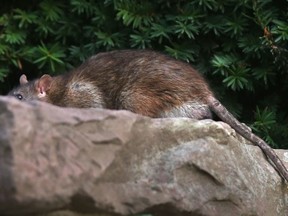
xmin=15 ymin=94 xmax=23 ymax=100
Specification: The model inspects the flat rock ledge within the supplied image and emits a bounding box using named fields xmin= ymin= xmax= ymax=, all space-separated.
xmin=0 ymin=96 xmax=287 ymax=216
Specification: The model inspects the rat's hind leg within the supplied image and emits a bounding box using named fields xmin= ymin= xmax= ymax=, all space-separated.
xmin=158 ymin=101 xmax=212 ymax=119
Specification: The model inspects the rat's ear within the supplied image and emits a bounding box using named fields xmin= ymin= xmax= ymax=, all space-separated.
xmin=36 ymin=74 xmax=53 ymax=95
xmin=19 ymin=74 xmax=28 ymax=85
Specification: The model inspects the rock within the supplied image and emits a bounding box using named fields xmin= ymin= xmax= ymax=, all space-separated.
xmin=0 ymin=96 xmax=287 ymax=216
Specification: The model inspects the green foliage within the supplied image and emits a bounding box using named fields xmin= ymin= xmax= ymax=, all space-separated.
xmin=33 ymin=43 xmax=65 ymax=73
xmin=1 ymin=0 xmax=288 ymax=148
xmin=251 ymin=107 xmax=277 ymax=147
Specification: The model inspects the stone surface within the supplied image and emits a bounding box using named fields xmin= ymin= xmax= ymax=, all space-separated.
xmin=0 ymin=96 xmax=287 ymax=216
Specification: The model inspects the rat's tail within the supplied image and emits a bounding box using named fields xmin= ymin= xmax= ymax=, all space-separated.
xmin=207 ymin=95 xmax=288 ymax=182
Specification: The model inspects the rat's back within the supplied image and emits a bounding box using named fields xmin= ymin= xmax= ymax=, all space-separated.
xmin=71 ymin=50 xmax=213 ymax=118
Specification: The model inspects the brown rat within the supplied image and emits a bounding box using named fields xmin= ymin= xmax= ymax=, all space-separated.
xmin=8 ymin=49 xmax=288 ymax=181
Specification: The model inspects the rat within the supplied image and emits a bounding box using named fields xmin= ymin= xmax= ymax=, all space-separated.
xmin=8 ymin=49 xmax=288 ymax=181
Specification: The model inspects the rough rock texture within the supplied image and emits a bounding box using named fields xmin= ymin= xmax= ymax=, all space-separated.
xmin=0 ymin=96 xmax=287 ymax=216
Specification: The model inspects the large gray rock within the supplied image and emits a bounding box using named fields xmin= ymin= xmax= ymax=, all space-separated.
xmin=0 ymin=96 xmax=287 ymax=216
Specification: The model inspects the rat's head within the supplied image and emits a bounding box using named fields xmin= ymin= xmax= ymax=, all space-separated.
xmin=8 ymin=74 xmax=53 ymax=102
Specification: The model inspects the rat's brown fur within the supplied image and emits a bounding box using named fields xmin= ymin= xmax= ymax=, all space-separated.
xmin=11 ymin=50 xmax=213 ymax=118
